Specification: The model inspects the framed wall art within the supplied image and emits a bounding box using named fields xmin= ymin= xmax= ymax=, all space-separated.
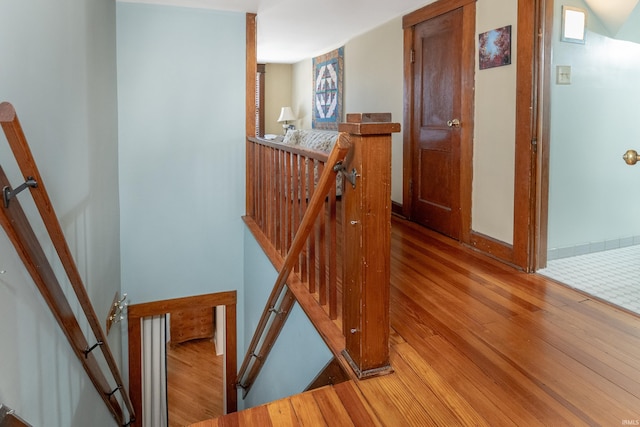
xmin=479 ymin=25 xmax=512 ymax=70
xmin=312 ymin=47 xmax=343 ymax=130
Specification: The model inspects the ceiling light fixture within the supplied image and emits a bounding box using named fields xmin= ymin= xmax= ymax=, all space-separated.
xmin=562 ymin=5 xmax=587 ymax=44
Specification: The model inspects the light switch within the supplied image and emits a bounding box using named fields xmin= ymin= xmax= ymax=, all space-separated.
xmin=556 ymin=65 xmax=571 ymax=85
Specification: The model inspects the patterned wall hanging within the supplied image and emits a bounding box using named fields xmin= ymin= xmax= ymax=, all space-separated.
xmin=312 ymin=47 xmax=344 ymax=130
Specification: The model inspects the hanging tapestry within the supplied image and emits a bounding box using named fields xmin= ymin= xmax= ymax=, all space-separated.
xmin=312 ymin=47 xmax=344 ymax=130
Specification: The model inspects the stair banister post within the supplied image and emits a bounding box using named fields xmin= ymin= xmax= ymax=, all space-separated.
xmin=339 ymin=113 xmax=400 ymax=378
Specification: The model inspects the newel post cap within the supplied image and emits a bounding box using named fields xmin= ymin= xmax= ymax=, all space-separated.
xmin=339 ymin=113 xmax=401 ymax=136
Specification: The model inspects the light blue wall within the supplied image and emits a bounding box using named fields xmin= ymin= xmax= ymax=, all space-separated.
xmin=241 ymin=229 xmax=332 ymax=410
xmin=0 ymin=0 xmax=120 ymax=426
xmin=116 ymin=4 xmax=247 ymax=410
xmin=548 ymin=0 xmax=640 ymax=254
xmin=117 ymin=3 xmax=246 ymax=302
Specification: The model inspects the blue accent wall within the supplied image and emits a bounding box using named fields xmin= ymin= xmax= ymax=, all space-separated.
xmin=242 ymin=229 xmax=332 ymax=409
xmin=117 ymin=3 xmax=246 ymax=304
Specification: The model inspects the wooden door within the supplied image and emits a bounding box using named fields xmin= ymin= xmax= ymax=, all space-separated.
xmin=409 ymin=7 xmax=465 ymax=240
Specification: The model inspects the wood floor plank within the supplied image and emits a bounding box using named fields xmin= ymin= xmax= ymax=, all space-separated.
xmin=387 ymin=350 xmax=469 ymax=426
xmin=479 ymin=318 xmax=640 ymax=423
xmin=216 ymin=411 xmax=239 ymax=427
xmin=455 ymin=328 xmax=597 ymax=425
xmin=355 ymin=369 xmax=438 ymax=426
xmin=238 ymin=404 xmax=272 ymax=427
xmin=167 ymin=338 xmax=223 ymax=426
xmin=391 ymin=278 xmax=588 ymax=425
xmin=332 ymin=382 xmax=383 ymax=427
xmin=413 ymin=334 xmax=539 ymax=426
xmin=392 ymin=238 xmax=527 ymax=321
xmin=393 ymin=341 xmax=490 ymax=427
xmin=266 ymin=398 xmax=301 ymax=426
xmin=288 ymin=391 xmax=327 ymax=426
xmin=514 ymin=308 xmax=640 ymax=394
xmin=311 ymin=386 xmax=355 ymax=427
xmin=557 ymin=299 xmax=640 ymax=353
xmin=187 ymin=419 xmax=219 ymax=427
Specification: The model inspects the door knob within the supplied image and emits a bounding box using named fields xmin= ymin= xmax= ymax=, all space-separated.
xmin=623 ymin=149 xmax=640 ymax=165
xmin=447 ymin=118 xmax=461 ymax=128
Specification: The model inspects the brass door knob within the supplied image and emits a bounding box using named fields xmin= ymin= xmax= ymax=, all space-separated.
xmin=447 ymin=118 xmax=461 ymax=128
xmin=623 ymin=149 xmax=640 ymax=165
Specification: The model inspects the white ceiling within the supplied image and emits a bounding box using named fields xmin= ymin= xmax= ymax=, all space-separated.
xmin=117 ymin=0 xmax=435 ymax=63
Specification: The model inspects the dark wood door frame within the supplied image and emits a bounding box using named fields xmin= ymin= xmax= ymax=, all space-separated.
xmin=127 ymin=291 xmax=237 ymax=427
xmin=402 ymin=0 xmax=476 ymax=245
xmin=533 ymin=0 xmax=553 ymax=271
xmin=513 ymin=0 xmax=550 ymax=272
xmin=403 ymin=0 xmax=545 ymax=272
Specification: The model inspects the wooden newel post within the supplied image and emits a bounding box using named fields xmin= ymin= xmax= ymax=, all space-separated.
xmin=339 ymin=113 xmax=400 ymax=379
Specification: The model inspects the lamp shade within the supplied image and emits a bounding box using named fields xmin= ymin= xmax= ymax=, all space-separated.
xmin=277 ymin=106 xmax=296 ymax=122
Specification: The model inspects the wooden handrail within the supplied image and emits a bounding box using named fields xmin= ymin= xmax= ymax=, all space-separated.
xmin=0 ymin=102 xmax=134 ymax=425
xmin=236 ymin=132 xmax=351 ymax=395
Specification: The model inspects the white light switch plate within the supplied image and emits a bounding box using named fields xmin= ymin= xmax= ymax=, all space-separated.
xmin=556 ymin=65 xmax=572 ymax=85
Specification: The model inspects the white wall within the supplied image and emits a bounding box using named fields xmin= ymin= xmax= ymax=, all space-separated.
xmin=344 ymin=18 xmax=405 ymax=204
xmin=264 ymin=64 xmax=293 ymax=135
xmin=547 ymin=0 xmax=640 ymax=254
xmin=473 ymin=0 xmax=518 ymax=244
xmin=0 ymin=0 xmax=121 ymax=425
xmin=291 ymin=60 xmax=314 ymax=131
xmin=289 ymin=18 xmax=404 ymax=202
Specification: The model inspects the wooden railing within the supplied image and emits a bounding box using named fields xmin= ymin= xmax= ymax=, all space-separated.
xmin=240 ymin=113 xmax=400 ymax=395
xmin=248 ymin=136 xmax=343 ymax=320
xmin=0 ymin=102 xmax=135 ymax=426
xmin=238 ymin=132 xmax=351 ymax=395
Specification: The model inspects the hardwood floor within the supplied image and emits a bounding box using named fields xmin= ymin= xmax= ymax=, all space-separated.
xmin=191 ymin=217 xmax=640 ymax=426
xmin=167 ymin=338 xmax=224 ymax=426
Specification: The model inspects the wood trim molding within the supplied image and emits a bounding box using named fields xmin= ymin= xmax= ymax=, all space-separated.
xmin=401 ymin=26 xmax=414 ymax=220
xmin=403 ymin=0 xmax=477 ymax=28
xmin=534 ymin=0 xmax=554 ymax=270
xmin=127 ymin=292 xmax=236 ymax=319
xmin=246 ymin=13 xmax=257 ymax=217
xmin=391 ymin=201 xmax=404 ymax=218
xmin=512 ymin=0 xmax=540 ymax=271
xmin=128 ymin=292 xmax=238 ymax=426
xmin=459 ymin=2 xmax=476 ymax=244
xmin=469 ymin=231 xmax=515 ymax=267
xmin=245 ymin=13 xmax=257 ymax=139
